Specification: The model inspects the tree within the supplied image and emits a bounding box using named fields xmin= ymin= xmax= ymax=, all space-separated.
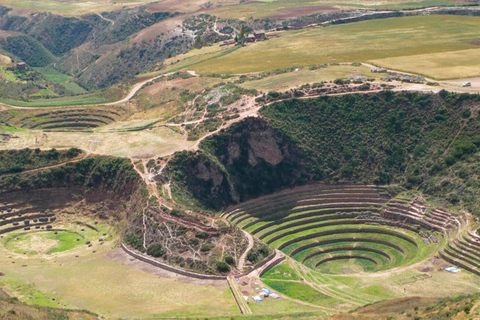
xmin=217 ymin=261 xmax=230 ymax=273
xmin=238 ymin=25 xmax=246 ymax=42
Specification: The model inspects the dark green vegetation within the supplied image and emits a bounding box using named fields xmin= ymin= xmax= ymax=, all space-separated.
xmin=0 ymin=5 xmax=181 ymax=101
xmin=165 ymin=91 xmax=480 ymax=216
xmin=164 ymin=117 xmax=307 ymax=209
xmin=0 ymin=65 xmax=74 ymax=101
xmin=2 ymin=35 xmax=55 ymax=67
xmin=0 ymin=154 xmax=142 ymax=196
xmin=0 ymin=147 xmax=81 ymax=174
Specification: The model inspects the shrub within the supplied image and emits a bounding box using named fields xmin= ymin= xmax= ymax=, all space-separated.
xmin=124 ymin=232 xmax=144 ymax=251
xmin=358 ymin=83 xmax=371 ymax=90
xmin=196 ymin=232 xmax=209 ymax=239
xmin=247 ymin=251 xmax=258 ymax=263
xmin=146 ymin=243 xmax=165 ymax=257
xmin=224 ymin=255 xmax=235 ymax=265
xmin=200 ymin=243 xmax=213 ymax=252
xmin=217 ymin=261 xmax=230 ymax=273
xmin=445 ymin=155 xmax=456 ymax=166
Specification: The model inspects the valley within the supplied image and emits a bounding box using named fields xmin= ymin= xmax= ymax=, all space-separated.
xmin=1 ymin=1 xmax=480 ymax=319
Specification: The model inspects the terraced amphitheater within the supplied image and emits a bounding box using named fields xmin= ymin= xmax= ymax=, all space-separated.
xmin=440 ymin=231 xmax=480 ymax=277
xmin=223 ymin=184 xmax=460 ymax=275
xmin=12 ymin=107 xmax=126 ymax=132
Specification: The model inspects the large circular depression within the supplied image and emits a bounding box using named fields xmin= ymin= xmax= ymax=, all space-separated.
xmin=223 ymin=184 xmax=446 ymax=275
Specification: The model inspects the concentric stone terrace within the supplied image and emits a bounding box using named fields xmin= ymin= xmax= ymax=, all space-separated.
xmin=223 ymin=185 xmax=454 ymax=274
xmin=0 ymin=190 xmax=63 ymax=237
xmin=441 ymin=231 xmax=480 ymax=276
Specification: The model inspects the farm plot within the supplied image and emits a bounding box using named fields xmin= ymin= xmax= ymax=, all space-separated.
xmin=369 ymin=48 xmax=480 ymax=80
xmin=191 ymin=15 xmax=480 ymax=78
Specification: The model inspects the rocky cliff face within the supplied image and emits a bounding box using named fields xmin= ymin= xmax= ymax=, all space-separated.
xmin=165 ymin=117 xmax=310 ymax=209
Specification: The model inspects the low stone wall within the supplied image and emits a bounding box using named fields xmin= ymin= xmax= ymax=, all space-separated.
xmin=121 ymin=243 xmax=227 ymax=280
xmin=278 ymin=227 xmax=418 ymax=251
xmin=259 ymin=256 xmax=286 ymax=277
xmin=291 ymin=237 xmax=405 ymax=257
xmin=440 ymin=251 xmax=480 ymax=276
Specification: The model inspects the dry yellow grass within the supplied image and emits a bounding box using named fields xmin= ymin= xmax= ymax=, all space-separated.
xmin=369 ymin=48 xmax=480 ymax=80
xmin=191 ymin=15 xmax=480 ymax=78
xmin=0 ymin=243 xmax=238 ymax=318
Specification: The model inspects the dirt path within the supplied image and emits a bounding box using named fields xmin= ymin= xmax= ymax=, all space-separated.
xmin=96 ymin=12 xmax=115 ymax=25
xmin=238 ymin=230 xmax=254 ymax=271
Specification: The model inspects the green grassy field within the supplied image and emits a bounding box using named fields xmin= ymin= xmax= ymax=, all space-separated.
xmin=191 ymin=15 xmax=480 ymax=79
xmin=35 ymin=67 xmax=86 ymax=95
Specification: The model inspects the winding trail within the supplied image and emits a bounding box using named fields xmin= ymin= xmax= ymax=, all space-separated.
xmin=96 ymin=13 xmax=115 ymax=25
xmin=238 ymin=230 xmax=254 ymax=271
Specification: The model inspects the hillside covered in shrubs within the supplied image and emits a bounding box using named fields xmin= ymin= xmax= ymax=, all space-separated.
xmin=164 ymin=90 xmax=480 ymax=215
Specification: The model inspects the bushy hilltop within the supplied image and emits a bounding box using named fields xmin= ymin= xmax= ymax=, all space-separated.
xmin=163 ymin=90 xmax=480 ymax=215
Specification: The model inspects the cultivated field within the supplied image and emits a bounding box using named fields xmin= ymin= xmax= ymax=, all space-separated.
xmin=191 ymin=15 xmax=480 ymax=78
xmin=369 ymin=48 xmax=480 ymax=80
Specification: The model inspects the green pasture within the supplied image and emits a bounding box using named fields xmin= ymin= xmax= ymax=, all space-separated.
xmin=262 ymin=261 xmax=302 ymax=281
xmin=247 ymin=296 xmax=327 ymax=317
xmin=191 ymin=15 xmax=480 ymax=78
xmin=317 ymin=257 xmax=379 ymax=274
xmin=262 ymin=280 xmax=339 ymax=307
xmin=2 ymin=220 xmax=113 ymax=255
xmin=4 ymin=231 xmax=83 ymax=255
xmin=35 ymin=67 xmax=86 ymax=94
